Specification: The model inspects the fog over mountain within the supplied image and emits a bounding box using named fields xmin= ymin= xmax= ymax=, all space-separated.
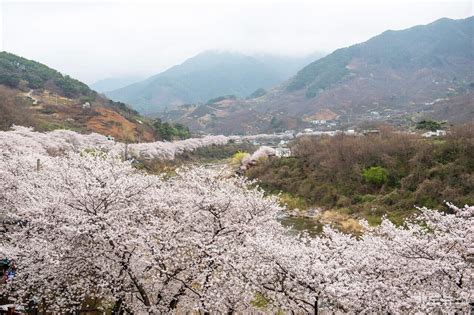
xmin=90 ymin=76 xmax=145 ymax=93
xmin=1 ymin=0 xmax=471 ymax=83
xmin=162 ymin=16 xmax=474 ymax=134
xmin=105 ymin=51 xmax=324 ymax=113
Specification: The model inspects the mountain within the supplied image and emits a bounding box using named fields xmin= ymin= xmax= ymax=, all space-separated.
xmin=0 ymin=51 xmax=155 ymax=141
xmin=89 ymin=76 xmax=144 ymax=93
xmin=162 ymin=17 xmax=474 ymax=134
xmin=287 ymin=17 xmax=473 ymax=96
xmin=106 ymin=51 xmax=325 ymax=114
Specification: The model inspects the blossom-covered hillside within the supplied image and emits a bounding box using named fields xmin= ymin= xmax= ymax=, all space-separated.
xmin=0 ymin=125 xmax=472 ymax=313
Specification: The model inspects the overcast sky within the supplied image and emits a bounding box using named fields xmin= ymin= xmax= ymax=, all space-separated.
xmin=0 ymin=0 xmax=472 ymax=83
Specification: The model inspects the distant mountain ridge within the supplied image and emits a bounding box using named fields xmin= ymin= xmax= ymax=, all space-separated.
xmin=89 ymin=76 xmax=144 ymax=93
xmin=161 ymin=17 xmax=474 ymax=134
xmin=287 ymin=17 xmax=474 ymax=97
xmin=106 ymin=51 xmax=324 ymax=114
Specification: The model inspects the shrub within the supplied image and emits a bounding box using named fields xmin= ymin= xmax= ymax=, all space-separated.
xmin=231 ymin=151 xmax=250 ymax=167
xmin=206 ymin=95 xmax=236 ymax=105
xmin=152 ymin=119 xmax=191 ymax=141
xmin=354 ymin=194 xmax=376 ymax=203
xmin=0 ymin=73 xmax=20 ymax=88
xmin=279 ymin=192 xmax=308 ymax=210
xmin=381 ymin=190 xmax=401 ymax=206
xmin=416 ymin=120 xmax=444 ymax=131
xmin=363 ymin=166 xmax=389 ymax=186
xmin=246 ymin=127 xmax=473 ymax=219
xmin=336 ymin=195 xmax=351 ymax=207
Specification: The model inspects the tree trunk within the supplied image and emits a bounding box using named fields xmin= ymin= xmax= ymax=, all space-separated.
xmin=41 ymin=298 xmax=47 ymax=315
xmin=112 ymin=298 xmax=124 ymax=314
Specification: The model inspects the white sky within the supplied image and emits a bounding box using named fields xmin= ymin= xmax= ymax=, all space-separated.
xmin=1 ymin=0 xmax=472 ymax=83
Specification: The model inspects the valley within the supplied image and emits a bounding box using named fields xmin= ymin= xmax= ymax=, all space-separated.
xmin=152 ymin=17 xmax=474 ymax=135
xmin=0 ymin=6 xmax=473 ymax=314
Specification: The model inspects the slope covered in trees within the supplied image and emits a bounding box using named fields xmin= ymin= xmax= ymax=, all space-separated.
xmin=287 ymin=17 xmax=474 ymax=96
xmin=246 ymin=125 xmax=474 ymax=225
xmin=0 ymin=52 xmax=160 ymax=141
xmin=0 ymin=52 xmax=94 ymax=98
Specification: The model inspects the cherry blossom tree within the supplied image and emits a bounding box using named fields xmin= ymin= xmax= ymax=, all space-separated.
xmin=243 ymin=205 xmax=473 ymax=313
xmin=0 ymin=126 xmax=230 ymax=161
xmin=0 ymin=126 xmax=290 ymax=161
xmin=0 ymin=152 xmax=285 ymax=313
xmin=0 ymin=126 xmax=472 ymax=313
xmin=348 ymin=204 xmax=473 ymax=313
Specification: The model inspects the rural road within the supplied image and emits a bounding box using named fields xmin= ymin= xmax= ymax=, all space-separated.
xmin=25 ymin=89 xmax=39 ymax=105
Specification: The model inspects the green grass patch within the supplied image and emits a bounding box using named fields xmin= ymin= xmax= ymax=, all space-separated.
xmin=279 ymin=192 xmax=309 ymax=210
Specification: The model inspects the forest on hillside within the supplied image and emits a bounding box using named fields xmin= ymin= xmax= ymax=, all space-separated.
xmin=247 ymin=125 xmax=474 ymax=226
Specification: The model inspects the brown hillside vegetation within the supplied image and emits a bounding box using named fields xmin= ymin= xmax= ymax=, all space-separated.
xmin=0 ymin=51 xmax=157 ymax=141
xmin=87 ymin=107 xmax=154 ymax=141
xmin=0 ymin=85 xmax=155 ymax=141
xmin=0 ymin=85 xmax=39 ymax=130
xmin=246 ymin=125 xmax=474 ymax=224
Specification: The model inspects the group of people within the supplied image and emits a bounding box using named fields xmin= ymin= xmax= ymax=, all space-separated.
xmin=0 ymin=258 xmax=15 ymax=283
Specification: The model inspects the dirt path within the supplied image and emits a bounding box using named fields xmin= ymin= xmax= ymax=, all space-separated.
xmin=25 ymin=89 xmax=39 ymax=105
